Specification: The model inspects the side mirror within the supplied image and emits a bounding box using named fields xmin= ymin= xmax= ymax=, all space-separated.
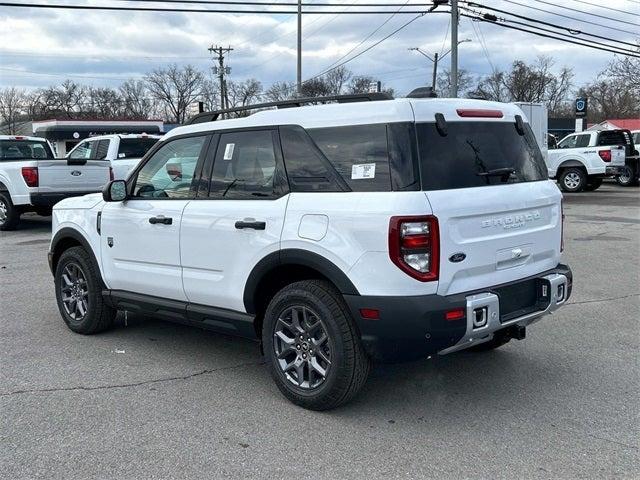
xmin=102 ymin=180 xmax=127 ymax=202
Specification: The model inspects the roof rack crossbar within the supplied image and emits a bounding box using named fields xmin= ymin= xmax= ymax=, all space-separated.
xmin=185 ymin=92 xmax=393 ymax=125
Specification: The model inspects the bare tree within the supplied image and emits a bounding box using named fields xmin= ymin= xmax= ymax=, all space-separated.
xmin=324 ymin=66 xmax=352 ymax=95
xmin=0 ymin=87 xmax=26 ymax=133
xmin=145 ymin=64 xmax=204 ymax=123
xmin=86 ymin=87 xmax=122 ymax=118
xmin=578 ymin=78 xmax=639 ymax=122
xmin=436 ymin=68 xmax=474 ymax=97
xmin=608 ymin=48 xmax=640 ymax=98
xmin=119 ymin=79 xmax=154 ymax=119
xmin=346 ymin=75 xmax=393 ymax=96
xmin=299 ymin=77 xmax=333 ymax=98
xmin=264 ymin=81 xmax=295 ymax=102
xmin=470 ymin=70 xmax=507 ymax=101
xmin=226 ymin=78 xmax=263 ymax=114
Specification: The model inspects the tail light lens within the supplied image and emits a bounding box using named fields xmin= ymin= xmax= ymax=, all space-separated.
xmin=21 ymin=167 xmax=39 ymax=187
xmin=389 ymin=215 xmax=439 ymax=282
xmin=598 ymin=150 xmax=612 ymax=162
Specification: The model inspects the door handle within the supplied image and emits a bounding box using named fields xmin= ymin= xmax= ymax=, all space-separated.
xmin=149 ymin=215 xmax=173 ymax=225
xmin=235 ymin=220 xmax=266 ymax=230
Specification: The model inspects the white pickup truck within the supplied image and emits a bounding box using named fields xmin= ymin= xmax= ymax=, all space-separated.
xmin=66 ymin=134 xmax=162 ymax=180
xmin=0 ymin=135 xmax=111 ymax=230
xmin=547 ymin=129 xmax=631 ymax=192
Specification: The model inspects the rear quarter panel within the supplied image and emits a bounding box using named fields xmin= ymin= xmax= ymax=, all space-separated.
xmin=282 ymin=192 xmax=439 ymax=296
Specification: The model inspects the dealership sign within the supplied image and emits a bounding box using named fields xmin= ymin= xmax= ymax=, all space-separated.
xmin=575 ymin=97 xmax=587 ymax=117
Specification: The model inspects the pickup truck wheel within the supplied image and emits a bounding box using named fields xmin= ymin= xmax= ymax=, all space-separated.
xmin=262 ymin=280 xmax=370 ymax=410
xmin=54 ymin=246 xmax=116 ymax=334
xmin=584 ymin=177 xmax=603 ymax=191
xmin=0 ymin=192 xmax=20 ymax=231
xmin=616 ymin=166 xmax=639 ymax=187
xmin=559 ymin=168 xmax=586 ymax=192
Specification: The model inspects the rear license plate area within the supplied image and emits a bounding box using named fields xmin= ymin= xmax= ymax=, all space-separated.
xmin=495 ymin=278 xmax=549 ymax=322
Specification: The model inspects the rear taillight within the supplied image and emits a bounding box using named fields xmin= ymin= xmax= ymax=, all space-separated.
xmin=598 ymin=150 xmax=612 ymax=162
xmin=21 ymin=167 xmax=38 ymax=187
xmin=560 ymin=199 xmax=565 ymax=253
xmin=109 ymin=167 xmax=114 ymax=181
xmin=389 ymin=215 xmax=439 ymax=282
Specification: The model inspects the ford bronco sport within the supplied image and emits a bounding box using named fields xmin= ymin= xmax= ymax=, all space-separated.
xmin=48 ymin=93 xmax=572 ymax=410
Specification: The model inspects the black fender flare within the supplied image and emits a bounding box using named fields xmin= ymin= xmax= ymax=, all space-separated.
xmin=50 ymin=227 xmax=101 ymax=278
xmin=243 ymin=249 xmax=359 ymax=314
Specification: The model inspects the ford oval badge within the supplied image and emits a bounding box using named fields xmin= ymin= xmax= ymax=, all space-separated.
xmin=71 ymin=170 xmax=82 ymax=176
xmin=449 ymin=252 xmax=466 ymax=263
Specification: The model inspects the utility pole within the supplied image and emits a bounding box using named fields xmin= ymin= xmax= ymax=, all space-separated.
xmin=431 ymin=52 xmax=439 ymax=91
xmin=208 ymin=45 xmax=233 ymax=114
xmin=450 ymin=0 xmax=459 ymax=98
xmin=409 ymin=41 xmax=469 ymax=94
xmin=297 ymin=0 xmax=302 ymax=94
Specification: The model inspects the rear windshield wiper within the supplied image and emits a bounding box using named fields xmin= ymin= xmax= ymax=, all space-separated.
xmin=476 ymin=167 xmax=516 ymax=182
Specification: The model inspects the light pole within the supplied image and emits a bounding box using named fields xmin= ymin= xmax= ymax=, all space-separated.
xmin=409 ymin=39 xmax=470 ymax=95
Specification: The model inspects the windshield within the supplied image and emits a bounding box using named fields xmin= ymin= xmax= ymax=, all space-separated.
xmin=0 ymin=139 xmax=55 ymax=160
xmin=416 ymin=121 xmax=547 ymax=190
xmin=117 ymin=137 xmax=159 ymax=159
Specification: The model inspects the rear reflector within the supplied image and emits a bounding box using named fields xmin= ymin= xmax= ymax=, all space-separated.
xmin=456 ymin=109 xmax=503 ymax=118
xmin=598 ymin=150 xmax=612 ymax=162
xmin=445 ymin=308 xmax=465 ymax=321
xmin=359 ymin=308 xmax=380 ymax=320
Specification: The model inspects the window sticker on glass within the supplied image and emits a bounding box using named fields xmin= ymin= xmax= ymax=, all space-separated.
xmin=351 ymin=163 xmax=376 ymax=180
xmin=118 ymin=153 xmax=126 ymax=158
xmin=223 ymin=143 xmax=235 ymax=160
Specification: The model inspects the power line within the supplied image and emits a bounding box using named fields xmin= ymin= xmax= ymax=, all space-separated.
xmin=464 ymin=2 xmax=639 ymax=48
xmin=527 ymin=0 xmax=639 ymax=26
xmin=461 ymin=4 xmax=640 ymax=56
xmin=310 ymin=12 xmax=428 ymax=79
xmin=119 ymin=0 xmax=435 ymax=5
xmin=0 ymin=67 xmax=141 ymax=81
xmin=461 ymin=12 xmax=640 ymax=58
xmin=320 ymin=0 xmax=412 ymax=73
xmin=496 ymin=0 xmax=639 ymax=36
xmin=0 ymin=2 xmax=436 ymax=14
xmin=565 ymin=0 xmax=640 ymax=17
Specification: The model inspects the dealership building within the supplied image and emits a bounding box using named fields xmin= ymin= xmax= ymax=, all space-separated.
xmin=30 ymin=119 xmax=165 ymax=157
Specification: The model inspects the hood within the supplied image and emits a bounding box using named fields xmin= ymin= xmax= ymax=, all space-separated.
xmin=53 ymin=192 xmax=104 ymax=210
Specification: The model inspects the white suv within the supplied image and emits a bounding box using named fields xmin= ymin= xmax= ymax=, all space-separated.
xmin=48 ymin=93 xmax=572 ymax=410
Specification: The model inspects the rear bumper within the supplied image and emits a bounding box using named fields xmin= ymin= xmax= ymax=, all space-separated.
xmin=30 ymin=191 xmax=98 ymax=207
xmin=605 ymin=166 xmax=625 ymax=175
xmin=343 ymin=264 xmax=572 ymax=363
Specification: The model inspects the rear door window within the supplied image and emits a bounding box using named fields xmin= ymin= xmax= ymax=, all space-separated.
xmin=92 ymin=140 xmax=110 ymax=160
xmin=574 ymin=134 xmax=591 ymax=148
xmin=308 ymin=124 xmax=391 ymax=192
xmin=416 ymin=121 xmax=547 ymax=191
xmin=209 ymin=130 xmax=287 ymax=199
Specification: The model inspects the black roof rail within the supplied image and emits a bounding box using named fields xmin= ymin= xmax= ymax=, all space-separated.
xmin=185 ymin=92 xmax=393 ymax=125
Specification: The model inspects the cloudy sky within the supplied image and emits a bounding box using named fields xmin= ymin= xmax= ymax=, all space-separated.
xmin=0 ymin=0 xmax=638 ymax=96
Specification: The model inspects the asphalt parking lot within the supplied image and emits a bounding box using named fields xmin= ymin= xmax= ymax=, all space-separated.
xmin=1 ymin=183 xmax=638 ymax=479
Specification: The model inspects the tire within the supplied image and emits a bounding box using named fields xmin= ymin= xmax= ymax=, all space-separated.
xmin=616 ymin=165 xmax=639 ymax=187
xmin=54 ymin=246 xmax=116 ymax=334
xmin=262 ymin=280 xmax=370 ymax=410
xmin=0 ymin=191 xmax=20 ymax=231
xmin=558 ymin=168 xmax=587 ymax=193
xmin=583 ymin=177 xmax=603 ymax=191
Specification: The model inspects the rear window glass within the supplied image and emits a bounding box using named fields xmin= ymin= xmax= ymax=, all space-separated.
xmin=0 ymin=140 xmax=54 ymax=160
xmin=417 ymin=121 xmax=547 ymax=190
xmin=308 ymin=124 xmax=391 ymax=192
xmin=117 ymin=138 xmax=160 ymax=159
xmin=598 ymin=131 xmax=627 ymax=146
